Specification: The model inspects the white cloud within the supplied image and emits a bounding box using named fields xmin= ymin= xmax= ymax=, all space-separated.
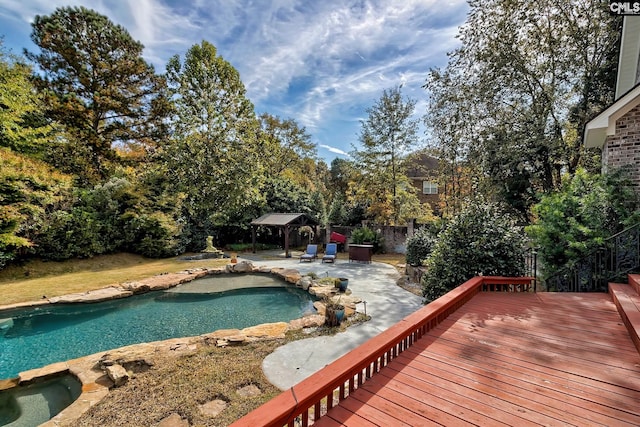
xmin=319 ymin=144 xmax=350 ymax=157
xmin=0 ymin=0 xmax=468 ymax=160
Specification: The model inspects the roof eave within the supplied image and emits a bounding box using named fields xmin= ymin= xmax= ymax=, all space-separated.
xmin=584 ymin=83 xmax=640 ymax=149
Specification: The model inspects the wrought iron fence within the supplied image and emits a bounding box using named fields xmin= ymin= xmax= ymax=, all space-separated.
xmin=524 ymin=247 xmax=538 ymax=291
xmin=543 ymin=222 xmax=640 ymax=292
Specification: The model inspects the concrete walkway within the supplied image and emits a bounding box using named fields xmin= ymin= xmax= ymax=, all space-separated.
xmin=246 ymin=257 xmax=424 ymax=390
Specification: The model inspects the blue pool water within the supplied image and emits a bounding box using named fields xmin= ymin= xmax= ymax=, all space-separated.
xmin=0 ymin=375 xmax=81 ymax=427
xmin=0 ymin=274 xmax=316 ymax=380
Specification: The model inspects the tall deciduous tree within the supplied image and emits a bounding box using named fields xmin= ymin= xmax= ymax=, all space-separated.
xmin=0 ymin=42 xmax=55 ymax=155
xmin=351 ymin=86 xmax=422 ymax=224
xmin=0 ymin=148 xmax=73 ymax=268
xmin=258 ymin=113 xmax=316 ymax=177
xmin=164 ymin=41 xmax=263 ymax=231
xmin=26 ymin=6 xmax=170 ymax=184
xmin=425 ymin=0 xmax=620 ymax=219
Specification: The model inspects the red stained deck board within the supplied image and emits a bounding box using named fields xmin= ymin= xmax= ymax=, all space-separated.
xmin=314 ymin=292 xmax=640 ymax=426
xmin=367 ymin=369 xmax=518 ymax=426
xmin=409 ymin=331 xmax=640 ymax=410
xmin=430 ymin=315 xmax=640 ymax=376
xmin=397 ymin=346 xmax=639 ymax=425
xmin=314 ymin=405 xmax=374 ymax=427
xmin=359 ymin=377 xmax=495 ymax=426
xmin=346 ymin=385 xmax=472 ymax=427
xmin=379 ymin=357 xmax=597 ymax=426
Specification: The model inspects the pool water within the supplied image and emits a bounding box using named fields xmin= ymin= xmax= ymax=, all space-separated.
xmin=0 ymin=274 xmax=316 ymax=380
xmin=0 ymin=375 xmax=81 ymax=427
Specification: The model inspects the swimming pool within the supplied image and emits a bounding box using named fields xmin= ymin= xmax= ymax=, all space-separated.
xmin=0 ymin=274 xmax=317 ymax=380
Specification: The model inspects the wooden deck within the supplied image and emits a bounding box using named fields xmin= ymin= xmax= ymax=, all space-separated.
xmin=314 ymin=292 xmax=640 ymax=426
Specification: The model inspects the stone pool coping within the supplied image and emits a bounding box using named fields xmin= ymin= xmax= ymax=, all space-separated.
xmin=0 ymin=260 xmax=361 ymax=426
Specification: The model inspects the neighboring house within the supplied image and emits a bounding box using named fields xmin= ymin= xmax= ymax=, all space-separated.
xmin=404 ymin=151 xmax=441 ymax=214
xmin=584 ymin=16 xmax=640 ymax=191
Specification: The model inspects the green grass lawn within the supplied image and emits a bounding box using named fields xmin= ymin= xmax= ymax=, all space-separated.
xmin=0 ymin=252 xmax=407 ymax=307
xmin=0 ymin=253 xmax=229 ymax=306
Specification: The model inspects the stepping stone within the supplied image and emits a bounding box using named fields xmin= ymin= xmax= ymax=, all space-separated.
xmin=158 ymin=413 xmax=189 ymax=427
xmin=236 ymin=384 xmax=261 ymax=398
xmin=199 ymin=399 xmax=228 ymax=417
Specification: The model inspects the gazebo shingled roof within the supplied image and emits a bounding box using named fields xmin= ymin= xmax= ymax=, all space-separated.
xmin=250 ymin=213 xmax=319 ymax=257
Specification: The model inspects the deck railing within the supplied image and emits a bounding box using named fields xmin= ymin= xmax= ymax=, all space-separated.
xmin=544 ymin=222 xmax=640 ymax=292
xmin=230 ymin=276 xmax=534 ymax=427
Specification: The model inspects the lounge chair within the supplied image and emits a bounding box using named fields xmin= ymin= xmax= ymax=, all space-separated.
xmin=322 ymin=243 xmax=337 ymax=263
xmin=299 ymin=244 xmax=318 ymax=262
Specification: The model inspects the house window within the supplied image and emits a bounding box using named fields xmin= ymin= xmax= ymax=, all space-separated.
xmin=422 ymin=181 xmax=438 ymax=195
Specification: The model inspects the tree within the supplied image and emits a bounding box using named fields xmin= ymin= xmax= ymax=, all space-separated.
xmin=0 ymin=147 xmax=73 ymax=268
xmin=26 ymin=6 xmax=170 ymax=184
xmin=351 ymin=86 xmax=421 ymax=224
xmin=422 ymin=197 xmax=527 ymax=302
xmin=424 ymin=0 xmax=621 ymax=218
xmin=424 ymin=68 xmax=479 ymax=218
xmin=0 ymin=42 xmax=55 ymax=155
xmin=328 ymin=158 xmax=356 ymax=196
xmin=310 ymin=190 xmax=328 ymax=226
xmin=327 ymin=192 xmax=348 ymax=225
xmin=164 ymin=40 xmax=263 ymax=237
xmin=258 ymin=113 xmax=317 ymax=178
xmin=526 ymin=169 xmax=640 ymax=278
xmin=405 ymin=225 xmax=438 ymax=267
xmin=261 ymin=176 xmax=314 ymax=215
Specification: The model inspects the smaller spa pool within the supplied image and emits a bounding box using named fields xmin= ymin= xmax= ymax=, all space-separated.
xmin=0 ymin=274 xmax=317 ymax=380
xmin=0 ymin=375 xmax=81 ymax=427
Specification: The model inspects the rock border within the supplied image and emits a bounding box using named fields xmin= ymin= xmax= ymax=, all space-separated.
xmin=0 ymin=260 xmax=362 ymax=426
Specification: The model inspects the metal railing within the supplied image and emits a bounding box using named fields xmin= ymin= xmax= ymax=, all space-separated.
xmin=524 ymin=247 xmax=538 ymax=291
xmin=544 ymin=223 xmax=640 ymax=292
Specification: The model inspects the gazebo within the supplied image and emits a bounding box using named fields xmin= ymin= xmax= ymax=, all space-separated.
xmin=250 ymin=213 xmax=319 ymax=258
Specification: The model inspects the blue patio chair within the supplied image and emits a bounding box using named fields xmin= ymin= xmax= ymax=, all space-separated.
xmin=299 ymin=244 xmax=318 ymax=262
xmin=322 ymin=243 xmax=337 ymax=263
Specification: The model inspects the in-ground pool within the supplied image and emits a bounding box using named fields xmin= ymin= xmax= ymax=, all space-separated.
xmin=0 ymin=274 xmax=317 ymax=380
xmin=0 ymin=375 xmax=81 ymax=427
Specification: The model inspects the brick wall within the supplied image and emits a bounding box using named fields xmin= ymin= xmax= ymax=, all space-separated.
xmin=605 ymin=105 xmax=640 ymax=191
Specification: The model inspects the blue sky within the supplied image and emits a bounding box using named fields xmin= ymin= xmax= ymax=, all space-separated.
xmin=0 ymin=0 xmax=468 ymax=163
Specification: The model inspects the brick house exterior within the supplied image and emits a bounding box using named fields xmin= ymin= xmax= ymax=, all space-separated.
xmin=602 ymin=104 xmax=640 ymax=188
xmin=404 ymin=152 xmax=441 ymax=214
xmin=585 ymin=17 xmax=640 ymax=191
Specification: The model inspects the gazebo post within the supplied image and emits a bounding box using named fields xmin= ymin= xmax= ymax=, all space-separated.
xmin=252 ymin=225 xmax=256 ymax=254
xmin=284 ymin=225 xmax=290 ymax=258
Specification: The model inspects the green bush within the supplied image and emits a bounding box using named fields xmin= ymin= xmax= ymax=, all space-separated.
xmin=526 ymin=168 xmax=640 ymax=278
xmin=30 ymin=178 xmax=184 ymax=260
xmin=34 ymin=208 xmax=104 ymax=260
xmin=422 ymin=197 xmax=526 ymax=302
xmin=405 ymin=226 xmax=437 ymax=266
xmin=225 ymin=243 xmax=279 ymax=252
xmin=350 ymin=226 xmax=385 ymax=253
xmin=124 ymin=212 xmax=182 ymax=258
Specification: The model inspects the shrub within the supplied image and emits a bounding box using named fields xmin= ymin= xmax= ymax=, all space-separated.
xmin=34 ymin=208 xmax=104 ymax=260
xmin=405 ymin=226 xmax=437 ymax=266
xmin=124 ymin=212 xmax=183 ymax=258
xmin=526 ymin=169 xmax=640 ymax=278
xmin=350 ymin=226 xmax=385 ymax=253
xmin=421 ymin=197 xmax=526 ymax=302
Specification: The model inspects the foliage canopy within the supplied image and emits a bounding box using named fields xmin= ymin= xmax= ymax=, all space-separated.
xmin=526 ymin=169 xmax=640 ymax=278
xmin=422 ymin=197 xmax=527 ymax=302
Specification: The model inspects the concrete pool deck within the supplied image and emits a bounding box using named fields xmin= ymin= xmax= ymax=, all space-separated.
xmin=242 ymin=255 xmax=424 ymax=390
